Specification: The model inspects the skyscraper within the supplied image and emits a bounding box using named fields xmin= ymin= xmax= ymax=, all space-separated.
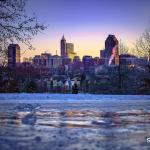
xmin=66 ymin=43 xmax=74 ymax=55
xmin=8 ymin=44 xmax=20 ymax=68
xmin=60 ymin=35 xmax=66 ymax=57
xmin=66 ymin=43 xmax=76 ymax=60
xmin=101 ymin=35 xmax=119 ymax=65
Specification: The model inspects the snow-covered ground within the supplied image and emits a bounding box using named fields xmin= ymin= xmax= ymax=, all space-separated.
xmin=0 ymin=93 xmax=150 ymax=102
xmin=0 ymin=94 xmax=150 ymax=150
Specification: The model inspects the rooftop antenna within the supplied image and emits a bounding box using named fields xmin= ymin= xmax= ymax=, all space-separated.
xmin=56 ymin=50 xmax=58 ymax=55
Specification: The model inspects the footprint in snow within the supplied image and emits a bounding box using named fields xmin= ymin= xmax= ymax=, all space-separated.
xmin=22 ymin=113 xmax=37 ymax=125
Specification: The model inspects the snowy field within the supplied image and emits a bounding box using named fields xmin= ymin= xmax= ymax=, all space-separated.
xmin=0 ymin=94 xmax=150 ymax=150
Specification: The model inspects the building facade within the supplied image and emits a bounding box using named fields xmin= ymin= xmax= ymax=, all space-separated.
xmin=32 ymin=53 xmax=62 ymax=69
xmin=8 ymin=44 xmax=20 ymax=68
xmin=66 ymin=43 xmax=74 ymax=55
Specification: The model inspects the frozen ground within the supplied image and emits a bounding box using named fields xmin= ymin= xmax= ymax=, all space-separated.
xmin=0 ymin=94 xmax=150 ymax=150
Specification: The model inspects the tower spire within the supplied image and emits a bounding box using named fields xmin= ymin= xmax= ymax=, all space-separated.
xmin=62 ymin=35 xmax=65 ymax=40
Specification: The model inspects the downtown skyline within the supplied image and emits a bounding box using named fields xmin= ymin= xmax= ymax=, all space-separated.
xmin=20 ymin=0 xmax=150 ymax=60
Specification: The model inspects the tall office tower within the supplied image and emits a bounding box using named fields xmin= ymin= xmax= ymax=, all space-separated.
xmin=60 ymin=35 xmax=67 ymax=57
xmin=66 ymin=43 xmax=76 ymax=60
xmin=8 ymin=44 xmax=20 ymax=68
xmin=104 ymin=34 xmax=119 ymax=65
xmin=66 ymin=43 xmax=74 ymax=55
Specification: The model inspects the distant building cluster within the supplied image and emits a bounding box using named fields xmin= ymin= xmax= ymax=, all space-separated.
xmin=7 ymin=34 xmax=148 ymax=74
xmin=2 ymin=34 xmax=149 ymax=94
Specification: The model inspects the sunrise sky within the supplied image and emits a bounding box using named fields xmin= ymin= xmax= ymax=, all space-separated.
xmin=21 ymin=0 xmax=150 ymax=59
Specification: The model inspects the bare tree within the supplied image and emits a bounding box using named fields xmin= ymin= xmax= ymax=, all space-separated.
xmin=118 ymin=39 xmax=129 ymax=55
xmin=136 ymin=26 xmax=150 ymax=60
xmin=0 ymin=0 xmax=47 ymax=65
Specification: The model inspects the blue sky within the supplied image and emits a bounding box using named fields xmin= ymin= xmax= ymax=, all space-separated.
xmin=22 ymin=0 xmax=150 ymax=58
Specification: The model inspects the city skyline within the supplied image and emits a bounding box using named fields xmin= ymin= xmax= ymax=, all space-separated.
xmin=20 ymin=0 xmax=150 ymax=59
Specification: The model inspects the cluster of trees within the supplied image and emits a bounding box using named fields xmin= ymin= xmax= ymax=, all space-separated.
xmin=79 ymin=65 xmax=150 ymax=94
xmin=0 ymin=64 xmax=149 ymax=94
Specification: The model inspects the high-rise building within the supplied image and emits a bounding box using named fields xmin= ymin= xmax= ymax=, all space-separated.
xmin=60 ymin=35 xmax=66 ymax=57
xmin=100 ymin=35 xmax=119 ymax=65
xmin=66 ymin=43 xmax=76 ymax=60
xmin=66 ymin=43 xmax=74 ymax=55
xmin=8 ymin=44 xmax=20 ymax=68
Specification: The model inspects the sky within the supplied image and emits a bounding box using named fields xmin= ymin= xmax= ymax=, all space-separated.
xmin=22 ymin=0 xmax=150 ymax=59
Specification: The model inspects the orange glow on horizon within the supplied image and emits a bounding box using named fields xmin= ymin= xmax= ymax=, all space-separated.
xmin=20 ymin=27 xmax=139 ymax=61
